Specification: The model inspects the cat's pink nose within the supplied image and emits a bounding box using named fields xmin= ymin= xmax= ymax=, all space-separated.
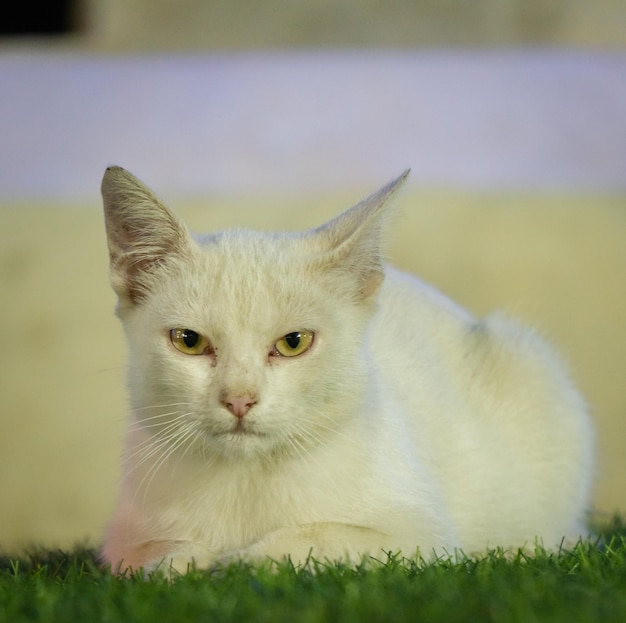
xmin=221 ymin=394 xmax=257 ymax=419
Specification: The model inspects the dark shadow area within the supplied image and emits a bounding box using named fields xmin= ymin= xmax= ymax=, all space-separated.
xmin=1 ymin=0 xmax=76 ymax=36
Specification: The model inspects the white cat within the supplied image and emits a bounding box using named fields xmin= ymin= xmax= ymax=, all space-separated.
xmin=100 ymin=166 xmax=594 ymax=573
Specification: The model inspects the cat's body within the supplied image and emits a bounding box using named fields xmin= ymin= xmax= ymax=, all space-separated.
xmin=100 ymin=166 xmax=593 ymax=573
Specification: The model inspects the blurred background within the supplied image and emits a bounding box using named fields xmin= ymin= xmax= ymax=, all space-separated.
xmin=0 ymin=0 xmax=624 ymax=553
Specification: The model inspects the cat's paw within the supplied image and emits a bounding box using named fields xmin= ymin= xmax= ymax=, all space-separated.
xmin=218 ymin=523 xmax=385 ymax=570
xmin=144 ymin=547 xmax=219 ymax=578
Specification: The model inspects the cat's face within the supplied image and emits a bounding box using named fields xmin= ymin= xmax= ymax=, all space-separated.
xmin=122 ymin=231 xmax=373 ymax=461
xmin=102 ymin=166 xmax=408 ymax=463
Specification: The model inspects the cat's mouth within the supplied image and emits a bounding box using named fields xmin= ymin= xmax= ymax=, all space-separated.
xmin=227 ymin=420 xmax=264 ymax=438
xmin=200 ymin=418 xmax=265 ymax=441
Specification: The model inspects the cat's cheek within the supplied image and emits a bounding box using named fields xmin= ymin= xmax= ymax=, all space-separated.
xmin=162 ymin=350 xmax=218 ymax=393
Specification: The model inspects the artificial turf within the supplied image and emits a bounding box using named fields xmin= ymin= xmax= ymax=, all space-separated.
xmin=1 ymin=519 xmax=625 ymax=623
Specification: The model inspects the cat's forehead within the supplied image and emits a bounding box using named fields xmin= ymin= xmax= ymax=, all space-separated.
xmin=193 ymin=228 xmax=309 ymax=275
xmin=157 ymin=228 xmax=324 ymax=334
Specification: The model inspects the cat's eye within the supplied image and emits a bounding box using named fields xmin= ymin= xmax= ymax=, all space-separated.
xmin=170 ymin=328 xmax=211 ymax=355
xmin=273 ymin=330 xmax=314 ymax=358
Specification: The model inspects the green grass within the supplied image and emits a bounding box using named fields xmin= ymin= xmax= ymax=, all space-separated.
xmin=2 ymin=519 xmax=625 ymax=623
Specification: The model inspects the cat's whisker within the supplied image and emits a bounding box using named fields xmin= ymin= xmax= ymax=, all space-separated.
xmin=284 ymin=425 xmax=349 ymax=501
xmin=132 ymin=401 xmax=194 ymax=412
xmin=130 ymin=411 xmax=191 ymax=430
xmin=132 ymin=407 xmax=189 ymax=418
xmin=193 ymin=445 xmax=217 ymax=475
xmin=146 ymin=424 xmax=200 ymax=481
xmin=285 ymin=416 xmax=340 ymax=450
xmin=128 ymin=433 xmax=181 ymax=469
xmin=171 ymin=423 xmax=205 ymax=471
xmin=307 ymin=415 xmax=354 ymax=443
xmin=282 ymin=426 xmax=319 ymax=465
xmin=124 ymin=413 xmax=196 ymax=471
xmin=134 ymin=421 xmax=201 ymax=507
xmin=126 ymin=419 xmax=190 ymax=452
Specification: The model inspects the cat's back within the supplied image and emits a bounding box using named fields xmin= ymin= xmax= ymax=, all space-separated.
xmin=368 ymin=266 xmax=477 ymax=433
xmin=371 ymin=265 xmax=588 ymax=435
xmin=370 ymin=266 xmax=474 ymax=381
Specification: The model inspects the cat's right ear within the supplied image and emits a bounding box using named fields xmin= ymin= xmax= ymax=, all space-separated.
xmin=101 ymin=166 xmax=191 ymax=306
xmin=310 ymin=169 xmax=409 ymax=301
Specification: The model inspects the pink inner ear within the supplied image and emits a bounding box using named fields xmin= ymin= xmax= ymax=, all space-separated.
xmin=117 ymin=253 xmax=168 ymax=305
xmin=360 ymin=268 xmax=385 ymax=299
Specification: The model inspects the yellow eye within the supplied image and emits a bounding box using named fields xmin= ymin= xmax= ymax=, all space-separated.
xmin=274 ymin=330 xmax=314 ymax=357
xmin=170 ymin=328 xmax=211 ymax=355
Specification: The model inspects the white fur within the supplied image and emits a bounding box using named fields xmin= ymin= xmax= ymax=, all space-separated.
xmin=100 ymin=166 xmax=594 ymax=573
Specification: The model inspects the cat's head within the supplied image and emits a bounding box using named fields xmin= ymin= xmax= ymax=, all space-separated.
xmin=102 ymin=166 xmax=408 ymax=462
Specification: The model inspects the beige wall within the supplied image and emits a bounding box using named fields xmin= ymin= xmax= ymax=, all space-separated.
xmin=78 ymin=0 xmax=626 ymax=50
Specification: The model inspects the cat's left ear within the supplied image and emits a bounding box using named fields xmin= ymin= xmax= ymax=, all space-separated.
xmin=312 ymin=169 xmax=410 ymax=300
